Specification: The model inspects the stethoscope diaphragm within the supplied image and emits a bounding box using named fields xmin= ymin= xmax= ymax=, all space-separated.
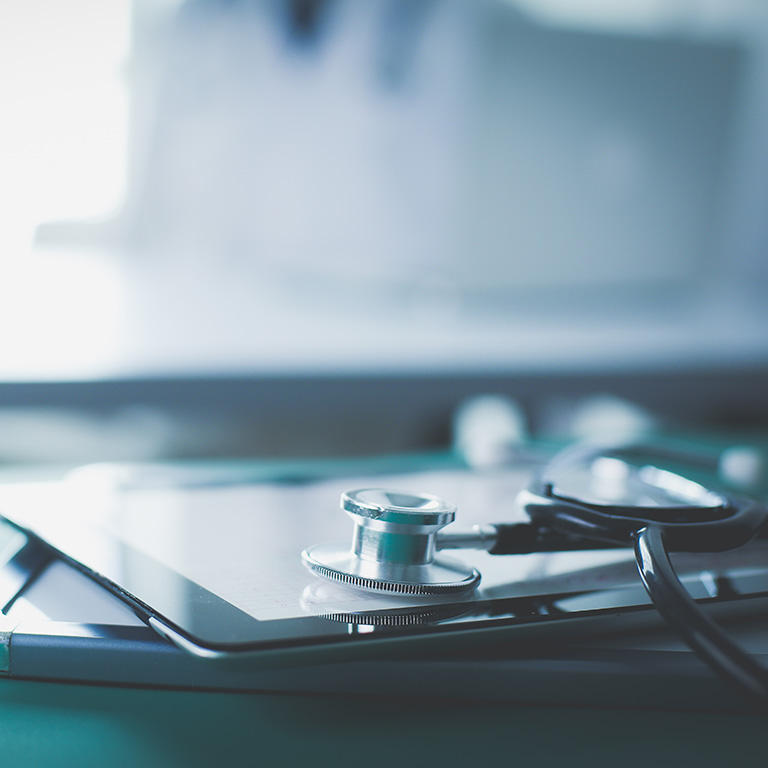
xmin=301 ymin=488 xmax=480 ymax=595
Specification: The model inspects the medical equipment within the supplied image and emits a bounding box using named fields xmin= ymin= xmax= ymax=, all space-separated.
xmin=3 ymin=448 xmax=768 ymax=708
xmin=302 ymin=489 xmax=482 ymax=595
xmin=303 ymin=443 xmax=768 ymax=707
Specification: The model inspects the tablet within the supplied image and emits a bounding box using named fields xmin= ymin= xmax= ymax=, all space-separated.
xmin=1 ymin=464 xmax=767 ymax=664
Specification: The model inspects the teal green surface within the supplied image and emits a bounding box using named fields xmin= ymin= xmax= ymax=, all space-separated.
xmin=0 ymin=679 xmax=765 ymax=768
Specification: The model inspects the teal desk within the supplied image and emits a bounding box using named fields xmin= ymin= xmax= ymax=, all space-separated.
xmin=1 ymin=679 xmax=766 ymax=767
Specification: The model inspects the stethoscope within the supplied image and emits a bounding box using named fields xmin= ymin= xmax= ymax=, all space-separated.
xmin=302 ymin=443 xmax=768 ymax=708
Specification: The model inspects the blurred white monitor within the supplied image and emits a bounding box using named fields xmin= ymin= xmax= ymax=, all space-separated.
xmin=2 ymin=0 xmax=768 ymax=381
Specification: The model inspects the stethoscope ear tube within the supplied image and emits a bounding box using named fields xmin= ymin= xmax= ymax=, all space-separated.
xmin=634 ymin=524 xmax=768 ymax=708
xmin=486 ymin=521 xmax=621 ymax=555
xmin=520 ymin=484 xmax=767 ymax=553
xmin=515 ymin=446 xmax=768 ymax=708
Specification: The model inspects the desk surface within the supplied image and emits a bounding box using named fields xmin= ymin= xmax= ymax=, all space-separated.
xmin=1 ymin=678 xmax=766 ymax=768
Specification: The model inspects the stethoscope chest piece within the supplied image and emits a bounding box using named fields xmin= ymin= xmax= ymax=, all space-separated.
xmin=302 ymin=489 xmax=480 ymax=596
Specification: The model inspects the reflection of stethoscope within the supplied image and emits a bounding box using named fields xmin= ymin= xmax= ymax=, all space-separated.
xmin=302 ymin=443 xmax=768 ymax=707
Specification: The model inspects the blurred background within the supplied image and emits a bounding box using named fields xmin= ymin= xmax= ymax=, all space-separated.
xmin=1 ymin=0 xmax=768 ymax=465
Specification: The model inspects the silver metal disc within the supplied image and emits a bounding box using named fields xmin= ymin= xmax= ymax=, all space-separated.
xmin=302 ymin=543 xmax=480 ymax=596
xmin=341 ymin=488 xmax=456 ymax=526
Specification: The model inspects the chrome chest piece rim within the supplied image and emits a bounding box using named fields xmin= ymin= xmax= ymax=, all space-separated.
xmin=301 ymin=488 xmax=481 ymax=596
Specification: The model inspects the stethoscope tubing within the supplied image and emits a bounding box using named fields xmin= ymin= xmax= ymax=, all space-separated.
xmin=634 ymin=524 xmax=768 ymax=709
